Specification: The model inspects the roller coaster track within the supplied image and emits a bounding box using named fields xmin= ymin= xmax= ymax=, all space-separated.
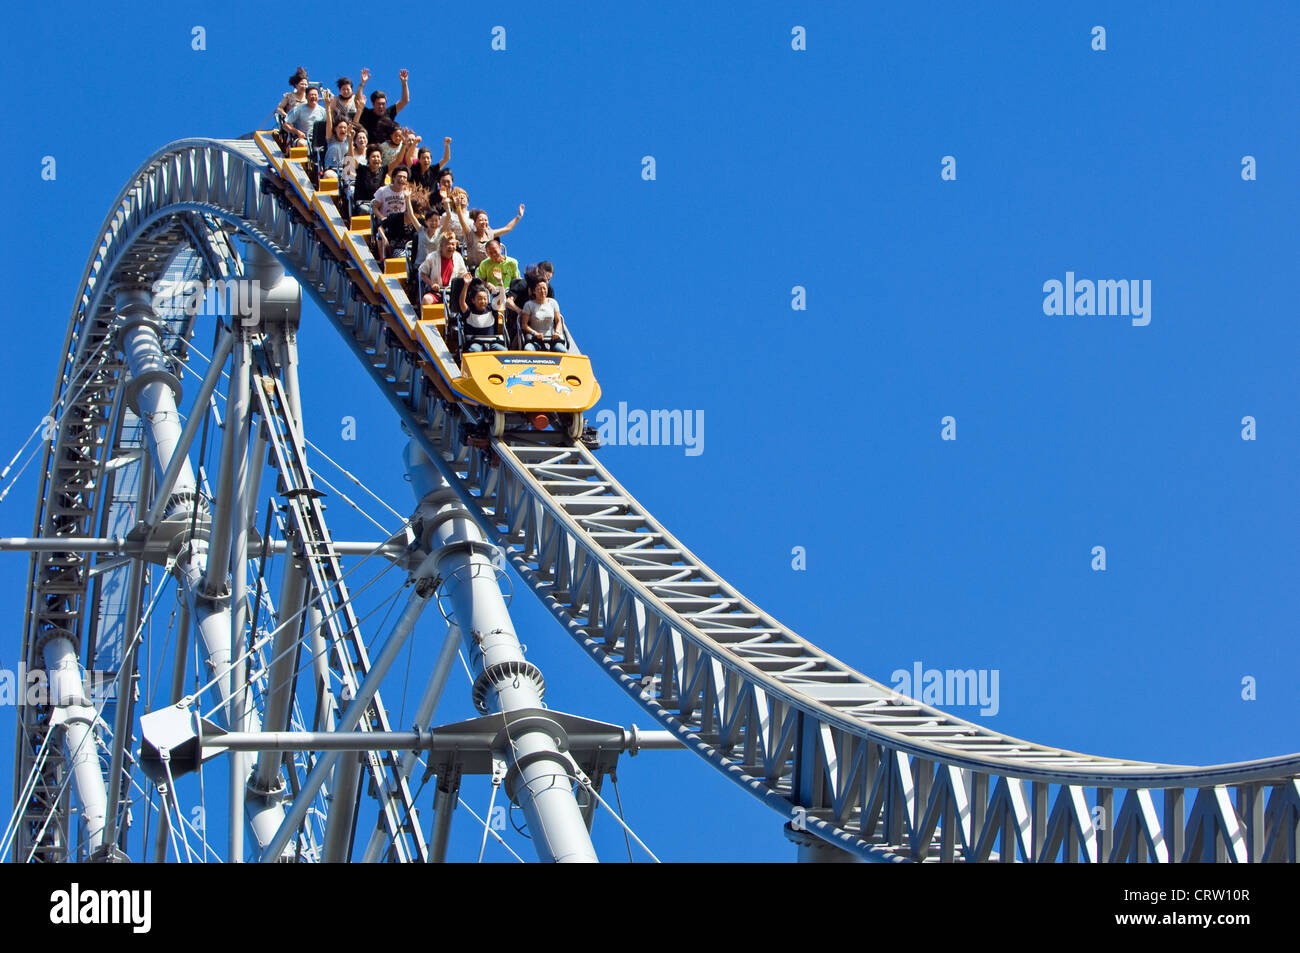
xmin=13 ymin=137 xmax=1300 ymax=862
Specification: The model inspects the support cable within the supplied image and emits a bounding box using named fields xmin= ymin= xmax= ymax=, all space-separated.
xmin=199 ymin=557 xmax=405 ymax=724
xmin=478 ymin=775 xmax=501 ymax=864
xmin=179 ymin=344 xmax=405 ymax=528
xmin=570 ymin=770 xmax=660 ymax=863
xmin=184 ymin=534 xmax=405 ymax=721
xmin=0 ymin=730 xmax=55 ymax=862
xmin=611 ymin=775 xmax=634 ymax=863
xmin=1 ymin=329 xmax=119 ymax=495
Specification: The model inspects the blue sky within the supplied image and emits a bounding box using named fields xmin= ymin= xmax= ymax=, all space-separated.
xmin=0 ymin=2 xmax=1297 ymax=862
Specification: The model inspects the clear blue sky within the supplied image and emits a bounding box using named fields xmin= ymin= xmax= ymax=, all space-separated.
xmin=0 ymin=2 xmax=1297 ymax=862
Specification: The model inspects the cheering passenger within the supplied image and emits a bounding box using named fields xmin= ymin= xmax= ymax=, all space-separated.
xmin=358 ymin=70 xmax=411 ymax=143
xmin=459 ymin=204 xmax=525 ymax=268
xmin=457 ymin=281 xmax=507 ymax=352
xmin=410 ymin=141 xmax=452 ymax=191
xmin=414 ymin=209 xmax=444 ymax=267
xmin=330 ymin=70 xmax=369 ymax=130
xmin=371 ymin=165 xmax=419 ymax=259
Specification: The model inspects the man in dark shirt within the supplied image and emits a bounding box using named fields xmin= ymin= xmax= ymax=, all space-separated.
xmin=358 ymin=69 xmax=410 ymax=142
xmin=430 ymin=168 xmax=455 ymax=217
xmin=410 ymin=140 xmax=452 ymax=191
xmin=353 ymin=146 xmax=387 ymax=215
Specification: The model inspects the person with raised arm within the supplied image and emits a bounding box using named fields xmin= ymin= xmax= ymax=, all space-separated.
xmin=330 ymin=69 xmax=369 ymax=130
xmin=439 ymin=187 xmax=472 ymax=243
xmin=358 ymin=69 xmax=411 ymax=142
xmin=460 ymin=204 xmax=524 ymax=268
xmin=344 ymin=129 xmax=369 ymax=181
xmin=323 ymin=119 xmax=352 ymax=173
xmin=371 ymin=165 xmax=420 ymax=260
xmin=414 ymin=209 xmax=445 ymax=267
xmin=375 ymin=121 xmax=420 ymax=175
xmin=410 ymin=140 xmax=452 ymax=192
xmin=457 ymin=280 xmax=507 ymax=352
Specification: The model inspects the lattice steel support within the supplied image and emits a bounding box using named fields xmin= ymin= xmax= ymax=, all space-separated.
xmin=113 ymin=290 xmax=291 ymax=858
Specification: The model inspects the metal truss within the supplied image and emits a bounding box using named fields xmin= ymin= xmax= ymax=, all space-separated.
xmin=14 ymin=138 xmax=1300 ymax=862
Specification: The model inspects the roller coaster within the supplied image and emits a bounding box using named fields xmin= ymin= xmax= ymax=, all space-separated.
xmin=4 ymin=131 xmax=1298 ymax=863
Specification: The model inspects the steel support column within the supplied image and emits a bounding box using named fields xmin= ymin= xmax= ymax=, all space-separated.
xmin=405 ymin=440 xmax=598 ymax=863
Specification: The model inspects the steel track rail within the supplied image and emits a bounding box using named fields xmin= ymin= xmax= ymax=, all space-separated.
xmin=18 ymin=137 xmax=1300 ymax=862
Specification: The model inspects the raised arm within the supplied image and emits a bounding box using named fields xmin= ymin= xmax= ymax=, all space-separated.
xmin=401 ymin=132 xmax=421 ymax=168
xmin=454 ymin=202 xmax=474 ymax=238
xmin=494 ymin=204 xmax=525 ymax=238
xmin=394 ymin=69 xmax=410 ymax=113
xmin=440 ymin=136 xmax=452 ymax=168
xmin=382 ymin=132 xmax=408 ymax=176
xmin=356 ymin=68 xmax=370 ymax=103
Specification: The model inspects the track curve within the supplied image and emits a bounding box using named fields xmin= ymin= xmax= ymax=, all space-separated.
xmin=17 ymin=136 xmax=1300 ymax=862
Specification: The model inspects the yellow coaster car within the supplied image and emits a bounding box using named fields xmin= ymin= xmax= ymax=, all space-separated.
xmin=453 ymin=351 xmax=600 ymax=436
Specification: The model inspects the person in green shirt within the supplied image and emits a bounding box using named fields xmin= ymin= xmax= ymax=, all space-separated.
xmin=475 ymin=240 xmax=520 ymax=300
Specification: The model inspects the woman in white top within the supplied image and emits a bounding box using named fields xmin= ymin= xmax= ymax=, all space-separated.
xmin=438 ymin=188 xmax=471 ymax=243
xmin=520 ymin=280 xmax=566 ymax=352
xmin=418 ymin=233 xmax=469 ymax=305
xmin=343 ymin=130 xmax=368 ymax=182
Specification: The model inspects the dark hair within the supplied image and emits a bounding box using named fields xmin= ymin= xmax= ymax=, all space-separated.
xmin=438 ymin=168 xmax=454 ymax=182
xmin=336 ymin=76 xmax=352 ymax=89
xmin=376 ymin=119 xmax=399 ymax=141
xmin=371 ymin=89 xmax=387 ymax=104
xmin=537 ymin=261 xmax=553 ymax=273
xmin=288 ymin=68 xmax=308 ymax=87
xmin=391 ymin=165 xmax=410 ymax=178
xmin=469 ymin=208 xmax=486 ymax=221
xmin=418 ymin=147 xmax=432 ymax=160
xmin=366 ymin=145 xmax=382 ymax=158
